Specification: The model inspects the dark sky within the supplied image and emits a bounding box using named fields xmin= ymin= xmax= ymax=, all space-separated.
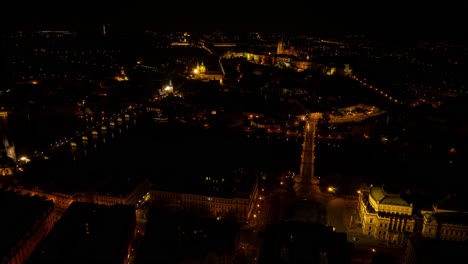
xmin=3 ymin=1 xmax=467 ymax=39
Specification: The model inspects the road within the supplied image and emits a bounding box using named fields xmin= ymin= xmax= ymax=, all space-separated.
xmin=326 ymin=197 xmax=347 ymax=233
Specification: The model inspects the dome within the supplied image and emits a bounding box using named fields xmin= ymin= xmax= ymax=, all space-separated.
xmin=0 ymin=154 xmax=16 ymax=168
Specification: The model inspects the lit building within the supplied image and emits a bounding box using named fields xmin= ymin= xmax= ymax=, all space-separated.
xmin=276 ymin=35 xmax=298 ymax=57
xmin=162 ymin=79 xmax=174 ymax=95
xmin=7 ymin=179 xmax=152 ymax=212
xmin=419 ymin=193 xmax=468 ymax=241
xmin=91 ymin=178 xmax=152 ymax=207
xmin=357 ymin=185 xmax=416 ymax=245
xmin=0 ymin=188 xmax=56 ymax=264
xmin=150 ymin=176 xmax=259 ymax=223
xmin=358 ymin=186 xmax=468 ymax=246
xmin=192 ymin=61 xmax=223 ymax=84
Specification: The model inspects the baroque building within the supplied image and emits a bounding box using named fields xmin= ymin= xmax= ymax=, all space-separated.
xmin=357 ymin=185 xmax=415 ymax=245
xmin=358 ymin=185 xmax=468 ymax=247
xmin=419 ymin=193 xmax=468 ymax=241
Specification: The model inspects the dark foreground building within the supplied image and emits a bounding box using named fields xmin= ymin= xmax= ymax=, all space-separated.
xmin=404 ymin=232 xmax=468 ymax=263
xmin=0 ymin=188 xmax=55 ymax=264
xmin=257 ymin=222 xmax=352 ymax=264
xmin=26 ymin=201 xmax=136 ymax=264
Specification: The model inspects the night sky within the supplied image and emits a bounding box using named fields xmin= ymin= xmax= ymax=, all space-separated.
xmin=3 ymin=1 xmax=467 ymax=39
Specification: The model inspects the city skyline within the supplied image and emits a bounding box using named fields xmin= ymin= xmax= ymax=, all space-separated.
xmin=1 ymin=22 xmax=466 ymax=263
xmin=3 ymin=2 xmax=466 ymax=39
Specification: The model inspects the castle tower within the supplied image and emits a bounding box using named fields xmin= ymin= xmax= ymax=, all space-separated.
xmin=277 ymin=34 xmax=284 ymax=55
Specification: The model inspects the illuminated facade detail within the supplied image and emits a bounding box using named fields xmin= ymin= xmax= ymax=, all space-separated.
xmin=358 ymin=186 xmax=416 ymax=245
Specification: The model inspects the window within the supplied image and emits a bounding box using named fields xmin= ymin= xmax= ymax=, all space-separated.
xmin=370 ymin=218 xmax=373 ymax=223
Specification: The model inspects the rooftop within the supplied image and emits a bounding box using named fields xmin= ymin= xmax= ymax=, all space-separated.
xmin=258 ymin=222 xmax=351 ymax=264
xmin=408 ymin=233 xmax=468 ymax=262
xmin=136 ymin=208 xmax=239 ymax=263
xmin=26 ymin=201 xmax=135 ymax=264
xmin=0 ymin=188 xmax=54 ymax=260
xmin=434 ymin=212 xmax=468 ymax=225
xmin=370 ymin=186 xmax=410 ymax=206
xmin=434 ymin=193 xmax=468 ymax=212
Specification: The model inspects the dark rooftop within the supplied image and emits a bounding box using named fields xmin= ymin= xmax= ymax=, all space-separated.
xmin=136 ymin=208 xmax=239 ymax=263
xmin=258 ymin=222 xmax=352 ymax=264
xmin=26 ymin=201 xmax=136 ymax=264
xmin=434 ymin=192 xmax=468 ymax=212
xmin=408 ymin=233 xmax=468 ymax=263
xmin=0 ymin=188 xmax=54 ymax=261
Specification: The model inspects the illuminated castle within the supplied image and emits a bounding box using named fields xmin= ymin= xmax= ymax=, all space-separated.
xmin=276 ymin=35 xmax=297 ymax=57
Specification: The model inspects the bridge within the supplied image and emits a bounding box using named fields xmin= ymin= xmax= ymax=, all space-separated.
xmin=294 ymin=113 xmax=323 ymax=201
xmin=25 ymin=104 xmax=144 ymax=164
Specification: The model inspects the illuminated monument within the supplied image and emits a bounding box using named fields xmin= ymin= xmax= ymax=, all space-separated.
xmin=294 ymin=113 xmax=322 ymax=199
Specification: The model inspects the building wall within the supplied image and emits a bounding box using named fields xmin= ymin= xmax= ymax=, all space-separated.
xmin=150 ymin=190 xmax=253 ymax=223
xmin=420 ymin=213 xmax=468 ymax=241
xmin=358 ymin=187 xmax=468 ymax=245
xmin=358 ymin=189 xmax=415 ymax=245
xmin=6 ymin=179 xmax=151 ymax=210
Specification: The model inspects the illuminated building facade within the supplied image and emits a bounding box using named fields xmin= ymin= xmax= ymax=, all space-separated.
xmin=358 ymin=186 xmax=416 ymax=245
xmin=358 ymin=186 xmax=468 ymax=246
xmin=192 ymin=61 xmax=223 ymax=84
xmin=150 ymin=178 xmax=259 ymax=223
xmin=418 ymin=193 xmax=468 ymax=241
